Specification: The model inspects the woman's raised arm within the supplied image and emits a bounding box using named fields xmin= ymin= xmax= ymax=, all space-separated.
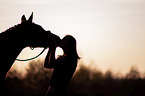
xmin=44 ymin=47 xmax=56 ymax=68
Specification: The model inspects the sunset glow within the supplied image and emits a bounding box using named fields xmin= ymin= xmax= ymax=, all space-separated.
xmin=1 ymin=0 xmax=145 ymax=75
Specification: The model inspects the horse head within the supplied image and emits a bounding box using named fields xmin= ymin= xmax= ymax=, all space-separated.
xmin=20 ymin=12 xmax=61 ymax=48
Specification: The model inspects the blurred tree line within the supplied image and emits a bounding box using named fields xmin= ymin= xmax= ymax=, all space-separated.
xmin=6 ymin=60 xmax=145 ymax=96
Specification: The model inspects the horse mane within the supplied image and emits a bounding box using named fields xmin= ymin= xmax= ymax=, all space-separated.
xmin=0 ymin=24 xmax=21 ymax=42
xmin=6 ymin=25 xmax=19 ymax=32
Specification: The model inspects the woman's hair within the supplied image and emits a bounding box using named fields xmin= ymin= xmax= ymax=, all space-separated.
xmin=61 ymin=35 xmax=80 ymax=59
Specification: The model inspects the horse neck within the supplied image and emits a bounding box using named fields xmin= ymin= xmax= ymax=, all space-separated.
xmin=0 ymin=24 xmax=25 ymax=48
xmin=0 ymin=26 xmax=25 ymax=72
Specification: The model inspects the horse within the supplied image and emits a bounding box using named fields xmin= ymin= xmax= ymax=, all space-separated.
xmin=0 ymin=13 xmax=61 ymax=95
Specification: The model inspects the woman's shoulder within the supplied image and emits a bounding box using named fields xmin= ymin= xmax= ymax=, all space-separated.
xmin=56 ymin=55 xmax=66 ymax=63
xmin=56 ymin=55 xmax=78 ymax=68
xmin=57 ymin=54 xmax=75 ymax=60
xmin=57 ymin=55 xmax=65 ymax=60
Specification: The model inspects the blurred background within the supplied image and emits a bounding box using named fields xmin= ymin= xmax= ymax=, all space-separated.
xmin=1 ymin=0 xmax=145 ymax=96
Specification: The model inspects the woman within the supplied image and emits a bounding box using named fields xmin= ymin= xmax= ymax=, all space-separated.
xmin=44 ymin=35 xmax=79 ymax=96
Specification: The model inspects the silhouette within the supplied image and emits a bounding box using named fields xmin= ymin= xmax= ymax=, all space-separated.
xmin=0 ymin=13 xmax=61 ymax=95
xmin=44 ymin=35 xmax=79 ymax=96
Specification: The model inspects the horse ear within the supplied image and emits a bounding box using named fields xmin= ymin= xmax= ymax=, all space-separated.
xmin=28 ymin=12 xmax=33 ymax=23
xmin=21 ymin=15 xmax=26 ymax=23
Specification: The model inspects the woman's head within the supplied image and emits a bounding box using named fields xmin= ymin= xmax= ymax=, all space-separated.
xmin=60 ymin=35 xmax=76 ymax=49
xmin=60 ymin=35 xmax=79 ymax=59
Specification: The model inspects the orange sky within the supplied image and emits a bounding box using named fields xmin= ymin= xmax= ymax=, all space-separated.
xmin=1 ymin=0 xmax=145 ymax=75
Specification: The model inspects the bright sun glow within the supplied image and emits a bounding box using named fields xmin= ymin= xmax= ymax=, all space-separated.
xmin=1 ymin=0 xmax=145 ymax=75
